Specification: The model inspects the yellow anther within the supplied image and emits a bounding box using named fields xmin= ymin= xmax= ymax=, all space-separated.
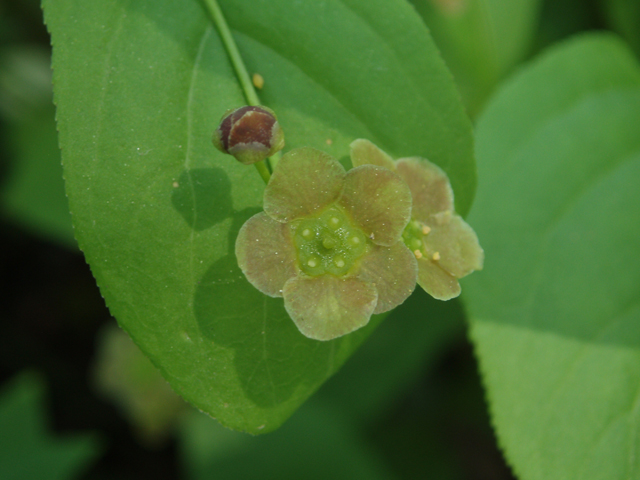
xmin=432 ymin=251 xmax=441 ymax=261
xmin=422 ymin=225 xmax=431 ymax=235
xmin=414 ymin=249 xmax=423 ymax=259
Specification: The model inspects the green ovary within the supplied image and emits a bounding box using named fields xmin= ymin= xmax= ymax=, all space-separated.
xmin=402 ymin=219 xmax=429 ymax=256
xmin=293 ymin=206 xmax=367 ymax=277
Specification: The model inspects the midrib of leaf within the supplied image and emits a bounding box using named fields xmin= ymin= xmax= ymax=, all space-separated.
xmin=192 ymin=0 xmax=381 ymax=384
xmin=185 ymin=4 xmax=303 ymax=390
xmin=185 ymin=25 xmax=213 ymax=305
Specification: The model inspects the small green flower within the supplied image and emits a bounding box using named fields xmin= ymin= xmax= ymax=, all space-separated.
xmin=350 ymin=139 xmax=484 ymax=300
xmin=236 ymin=147 xmax=417 ymax=341
xmin=212 ymin=105 xmax=284 ymax=165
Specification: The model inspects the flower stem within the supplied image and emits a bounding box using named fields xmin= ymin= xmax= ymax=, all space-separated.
xmin=254 ymin=160 xmax=272 ymax=184
xmin=200 ymin=0 xmax=273 ymax=183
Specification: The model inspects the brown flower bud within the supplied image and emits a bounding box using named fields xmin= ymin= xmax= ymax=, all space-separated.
xmin=212 ymin=106 xmax=285 ymax=165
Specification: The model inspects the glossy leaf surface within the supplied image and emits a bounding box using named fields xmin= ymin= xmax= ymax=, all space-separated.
xmin=464 ymin=34 xmax=640 ymax=479
xmin=43 ymin=0 xmax=475 ymax=432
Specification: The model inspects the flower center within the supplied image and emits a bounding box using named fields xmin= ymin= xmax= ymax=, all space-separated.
xmin=402 ymin=219 xmax=431 ymax=259
xmin=292 ymin=206 xmax=368 ymax=277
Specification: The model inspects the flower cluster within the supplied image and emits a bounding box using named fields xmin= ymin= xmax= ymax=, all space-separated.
xmin=215 ymin=105 xmax=483 ymax=340
xmin=350 ymin=139 xmax=483 ymax=300
xmin=235 ymin=147 xmax=418 ymax=341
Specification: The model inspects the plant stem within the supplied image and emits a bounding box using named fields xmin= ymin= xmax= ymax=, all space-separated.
xmin=254 ymin=160 xmax=272 ymax=184
xmin=201 ymin=0 xmax=273 ymax=182
xmin=201 ymin=0 xmax=259 ymax=106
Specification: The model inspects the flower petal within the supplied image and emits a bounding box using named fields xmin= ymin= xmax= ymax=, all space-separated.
xmin=282 ymin=275 xmax=377 ymax=341
xmin=396 ymin=157 xmax=454 ymax=220
xmin=357 ymin=243 xmax=418 ymax=314
xmin=425 ymin=213 xmax=484 ymax=278
xmin=349 ymin=139 xmax=396 ymax=170
xmin=416 ymin=258 xmax=461 ymax=301
xmin=264 ymin=147 xmax=345 ymax=223
xmin=339 ymin=165 xmax=412 ymax=247
xmin=235 ymin=212 xmax=297 ymax=297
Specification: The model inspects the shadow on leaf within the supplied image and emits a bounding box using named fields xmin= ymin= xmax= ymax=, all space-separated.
xmin=171 ymin=168 xmax=233 ymax=231
xmin=193 ymin=208 xmax=338 ymax=408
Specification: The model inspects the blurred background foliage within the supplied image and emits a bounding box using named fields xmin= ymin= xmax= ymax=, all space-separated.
xmin=0 ymin=0 xmax=637 ymax=478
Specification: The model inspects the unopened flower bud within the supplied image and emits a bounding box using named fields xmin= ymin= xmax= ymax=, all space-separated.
xmin=212 ymin=105 xmax=284 ymax=165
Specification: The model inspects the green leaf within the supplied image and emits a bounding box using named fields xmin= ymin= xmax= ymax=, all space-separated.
xmin=410 ymin=0 xmax=543 ymax=116
xmin=464 ymin=33 xmax=640 ymax=479
xmin=600 ymin=0 xmax=640 ymax=57
xmin=43 ymin=0 xmax=475 ymax=433
xmin=1 ymin=104 xmax=75 ymax=248
xmin=0 ymin=373 xmax=101 ymax=480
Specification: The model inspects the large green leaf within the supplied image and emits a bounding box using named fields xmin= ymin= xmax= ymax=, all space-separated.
xmin=43 ymin=0 xmax=475 ymax=433
xmin=410 ymin=0 xmax=543 ymax=116
xmin=464 ymin=34 xmax=640 ymax=479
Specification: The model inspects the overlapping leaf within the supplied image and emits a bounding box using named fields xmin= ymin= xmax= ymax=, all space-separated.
xmin=464 ymin=34 xmax=640 ymax=479
xmin=410 ymin=0 xmax=542 ymax=116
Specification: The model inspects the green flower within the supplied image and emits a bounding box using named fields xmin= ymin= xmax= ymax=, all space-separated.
xmin=236 ymin=147 xmax=417 ymax=341
xmin=350 ymin=139 xmax=484 ymax=300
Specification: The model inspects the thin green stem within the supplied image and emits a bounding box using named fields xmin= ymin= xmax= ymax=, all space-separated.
xmin=254 ymin=160 xmax=272 ymax=184
xmin=201 ymin=0 xmax=274 ymax=182
xmin=200 ymin=0 xmax=259 ymax=106
xmin=269 ymin=151 xmax=281 ymax=170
